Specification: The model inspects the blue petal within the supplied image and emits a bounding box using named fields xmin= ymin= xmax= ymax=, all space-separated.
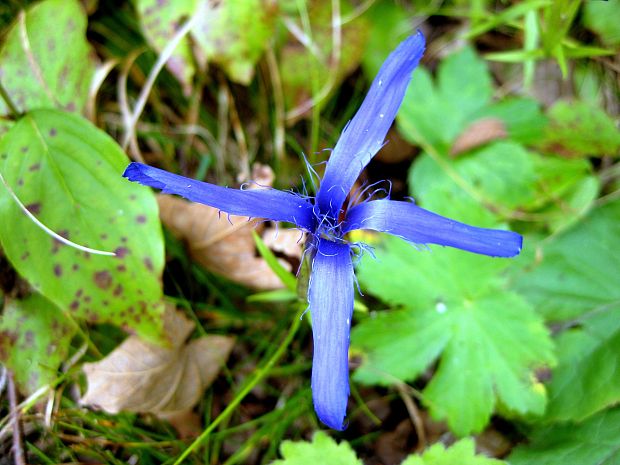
xmin=343 ymin=199 xmax=522 ymax=257
xmin=316 ymin=32 xmax=426 ymax=218
xmin=309 ymin=238 xmax=354 ymax=430
xmin=123 ymin=162 xmax=315 ymax=230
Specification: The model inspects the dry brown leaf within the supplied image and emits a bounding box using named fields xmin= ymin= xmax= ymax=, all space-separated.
xmin=159 ymin=195 xmax=297 ymax=289
xmin=450 ymin=118 xmax=507 ymax=156
xmin=158 ymin=410 xmax=202 ymax=438
xmin=81 ymin=308 xmax=234 ymax=414
xmin=157 ymin=164 xmax=302 ymax=289
xmin=262 ymin=226 xmax=304 ymax=259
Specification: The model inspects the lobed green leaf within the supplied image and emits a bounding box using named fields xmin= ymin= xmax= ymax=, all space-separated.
xmin=352 ymin=234 xmax=555 ymax=435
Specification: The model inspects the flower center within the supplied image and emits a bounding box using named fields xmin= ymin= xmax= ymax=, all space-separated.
xmin=313 ymin=206 xmax=343 ymax=242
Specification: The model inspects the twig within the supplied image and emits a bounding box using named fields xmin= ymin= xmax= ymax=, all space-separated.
xmin=284 ymin=0 xmax=342 ymax=123
xmin=396 ymin=382 xmax=427 ymax=452
xmin=120 ymin=9 xmax=201 ymax=153
xmin=86 ymin=59 xmax=118 ymax=122
xmin=118 ymin=48 xmax=146 ymax=163
xmin=7 ymin=372 xmax=26 ymax=465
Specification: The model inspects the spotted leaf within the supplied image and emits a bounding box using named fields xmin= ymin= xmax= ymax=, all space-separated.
xmin=0 ymin=109 xmax=165 ymax=343
xmin=0 ymin=293 xmax=76 ymax=396
xmin=0 ymin=0 xmax=96 ymax=117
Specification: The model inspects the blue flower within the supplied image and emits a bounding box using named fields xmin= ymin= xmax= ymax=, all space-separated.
xmin=123 ymin=32 xmax=522 ymax=430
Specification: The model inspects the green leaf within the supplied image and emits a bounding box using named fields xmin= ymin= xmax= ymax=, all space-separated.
xmin=0 ymin=109 xmax=165 ymax=343
xmin=540 ymin=100 xmax=620 ymax=158
xmin=272 ymin=431 xmax=362 ymax=465
xmin=483 ymin=49 xmax=545 ymax=63
xmin=509 ymin=408 xmax=620 ymax=465
xmin=584 ymin=0 xmax=620 ymax=46
xmin=135 ymin=0 xmax=276 ymax=86
xmin=0 ymin=293 xmax=75 ymax=396
xmin=134 ymin=0 xmax=197 ymax=90
xmin=473 ymin=98 xmax=547 ymax=145
xmin=361 ymin=1 xmax=412 ymax=79
xmin=0 ymin=0 xmax=96 ymax=115
xmin=539 ymin=175 xmax=600 ymax=233
xmin=402 ymin=438 xmax=506 ymax=465
xmin=352 ymin=234 xmax=555 ymax=436
xmin=545 ymin=307 xmax=620 ymax=422
xmin=279 ymin=0 xmax=369 ymax=112
xmin=398 ymin=46 xmax=492 ymax=152
xmin=516 ymin=200 xmax=620 ymax=421
xmin=409 ymin=141 xmax=591 ymax=219
xmin=516 ymin=199 xmax=620 ymax=322
xmin=191 ymin=0 xmax=277 ymax=85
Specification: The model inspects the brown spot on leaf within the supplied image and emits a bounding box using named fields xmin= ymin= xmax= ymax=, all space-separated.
xmin=72 ymin=264 xmax=79 ymax=271
xmin=84 ymin=296 xmax=92 ymax=303
xmin=94 ymin=270 xmax=112 ymax=290
xmin=143 ymin=257 xmax=153 ymax=271
xmin=53 ymin=264 xmax=62 ymax=277
xmin=29 ymin=162 xmax=40 ymax=171
xmin=136 ymin=215 xmax=147 ymax=224
xmin=49 ymin=128 xmax=57 ymax=137
xmin=75 ymin=289 xmax=83 ymax=297
xmin=117 ymin=264 xmax=126 ymax=272
xmin=26 ymin=202 xmax=41 ymax=214
xmin=100 ymin=233 xmax=108 ymax=240
xmin=129 ymin=194 xmax=136 ymax=201
xmin=121 ymin=236 xmax=128 ymax=243
xmin=0 ymin=330 xmax=18 ymax=358
xmin=21 ymin=252 xmax=29 ymax=260
xmin=115 ymin=247 xmax=129 ymax=258
xmin=17 ymin=178 xmax=23 ymax=186
xmin=23 ymin=330 xmax=34 ymax=347
xmin=21 ymin=146 xmax=28 ymax=153
xmin=113 ymin=284 xmax=123 ymax=296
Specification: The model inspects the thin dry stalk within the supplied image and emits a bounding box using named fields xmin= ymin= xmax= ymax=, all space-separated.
xmin=396 ymin=382 xmax=427 ymax=452
xmin=7 ymin=372 xmax=26 ymax=465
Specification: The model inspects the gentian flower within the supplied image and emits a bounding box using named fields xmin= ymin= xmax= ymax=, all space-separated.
xmin=122 ymin=32 xmax=522 ymax=430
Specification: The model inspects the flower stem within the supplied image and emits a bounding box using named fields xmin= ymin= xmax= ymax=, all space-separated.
xmin=170 ymin=307 xmax=304 ymax=465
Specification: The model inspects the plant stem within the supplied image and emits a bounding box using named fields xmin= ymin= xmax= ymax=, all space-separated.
xmin=170 ymin=308 xmax=303 ymax=465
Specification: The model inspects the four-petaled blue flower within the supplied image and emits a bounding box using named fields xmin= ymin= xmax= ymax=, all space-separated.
xmin=123 ymin=32 xmax=522 ymax=431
